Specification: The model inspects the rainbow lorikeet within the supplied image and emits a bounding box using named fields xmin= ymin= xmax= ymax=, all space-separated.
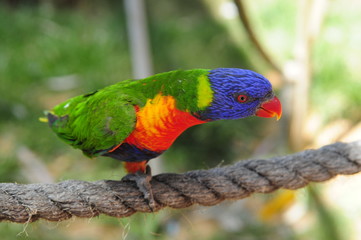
xmin=44 ymin=68 xmax=282 ymax=205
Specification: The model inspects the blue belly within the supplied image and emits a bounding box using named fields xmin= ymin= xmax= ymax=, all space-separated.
xmin=102 ymin=143 xmax=162 ymax=162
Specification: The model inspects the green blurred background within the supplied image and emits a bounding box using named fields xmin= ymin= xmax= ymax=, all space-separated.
xmin=1 ymin=0 xmax=361 ymax=239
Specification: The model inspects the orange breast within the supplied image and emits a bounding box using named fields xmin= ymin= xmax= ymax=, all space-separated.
xmin=125 ymin=94 xmax=205 ymax=152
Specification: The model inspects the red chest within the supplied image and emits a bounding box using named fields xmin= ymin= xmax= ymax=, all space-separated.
xmin=124 ymin=94 xmax=205 ymax=152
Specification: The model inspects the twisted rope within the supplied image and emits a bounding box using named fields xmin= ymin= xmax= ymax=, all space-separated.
xmin=1 ymin=141 xmax=360 ymax=223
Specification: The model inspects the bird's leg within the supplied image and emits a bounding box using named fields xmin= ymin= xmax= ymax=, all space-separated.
xmin=122 ymin=163 xmax=155 ymax=211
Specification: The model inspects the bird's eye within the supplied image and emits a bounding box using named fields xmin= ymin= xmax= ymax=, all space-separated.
xmin=237 ymin=94 xmax=249 ymax=103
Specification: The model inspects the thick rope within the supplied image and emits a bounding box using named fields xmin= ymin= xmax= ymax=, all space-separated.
xmin=1 ymin=141 xmax=360 ymax=223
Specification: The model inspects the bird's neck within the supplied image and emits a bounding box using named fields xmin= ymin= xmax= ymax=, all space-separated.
xmin=125 ymin=93 xmax=206 ymax=152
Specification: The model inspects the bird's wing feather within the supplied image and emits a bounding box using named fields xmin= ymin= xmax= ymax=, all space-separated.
xmin=48 ymin=90 xmax=137 ymax=157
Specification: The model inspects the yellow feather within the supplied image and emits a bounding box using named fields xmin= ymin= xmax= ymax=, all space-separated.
xmin=197 ymin=75 xmax=213 ymax=109
xmin=39 ymin=117 xmax=48 ymax=123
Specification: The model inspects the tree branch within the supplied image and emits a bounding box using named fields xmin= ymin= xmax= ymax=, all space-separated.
xmin=233 ymin=0 xmax=282 ymax=73
xmin=1 ymin=141 xmax=360 ymax=223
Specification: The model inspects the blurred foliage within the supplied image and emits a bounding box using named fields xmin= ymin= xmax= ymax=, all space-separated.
xmin=246 ymin=0 xmax=361 ymax=123
xmin=0 ymin=0 xmax=360 ymax=239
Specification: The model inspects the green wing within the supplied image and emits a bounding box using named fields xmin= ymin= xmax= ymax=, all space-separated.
xmin=48 ymin=89 xmax=137 ymax=157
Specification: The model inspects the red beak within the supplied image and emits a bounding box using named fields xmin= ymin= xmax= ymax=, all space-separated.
xmin=255 ymin=96 xmax=282 ymax=120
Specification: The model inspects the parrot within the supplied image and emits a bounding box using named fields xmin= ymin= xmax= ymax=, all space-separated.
xmin=43 ymin=68 xmax=282 ymax=207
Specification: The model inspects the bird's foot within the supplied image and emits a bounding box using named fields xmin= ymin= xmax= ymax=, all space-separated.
xmin=122 ymin=165 xmax=155 ymax=211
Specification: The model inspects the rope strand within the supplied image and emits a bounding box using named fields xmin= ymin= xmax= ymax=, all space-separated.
xmin=1 ymin=141 xmax=360 ymax=223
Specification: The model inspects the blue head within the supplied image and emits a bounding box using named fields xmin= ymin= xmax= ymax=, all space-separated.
xmin=197 ymin=68 xmax=281 ymax=121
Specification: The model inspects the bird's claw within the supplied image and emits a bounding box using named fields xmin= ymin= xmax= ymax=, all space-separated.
xmin=122 ymin=165 xmax=155 ymax=211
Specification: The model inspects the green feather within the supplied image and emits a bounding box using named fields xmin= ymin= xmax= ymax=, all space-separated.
xmin=46 ymin=69 xmax=211 ymax=157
